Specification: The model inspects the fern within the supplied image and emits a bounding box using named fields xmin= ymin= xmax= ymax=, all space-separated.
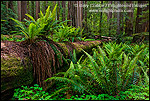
xmin=45 ymin=42 xmax=149 ymax=96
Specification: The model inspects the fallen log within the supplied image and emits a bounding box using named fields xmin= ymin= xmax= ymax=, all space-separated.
xmin=1 ymin=39 xmax=109 ymax=100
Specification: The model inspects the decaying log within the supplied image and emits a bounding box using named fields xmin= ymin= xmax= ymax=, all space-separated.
xmin=1 ymin=39 xmax=109 ymax=100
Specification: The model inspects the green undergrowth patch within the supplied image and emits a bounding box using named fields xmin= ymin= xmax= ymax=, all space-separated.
xmin=12 ymin=42 xmax=149 ymax=100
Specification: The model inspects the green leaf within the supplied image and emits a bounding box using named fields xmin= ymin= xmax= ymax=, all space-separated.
xmin=25 ymin=14 xmax=36 ymax=24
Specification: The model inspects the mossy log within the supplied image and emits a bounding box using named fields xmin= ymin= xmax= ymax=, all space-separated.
xmin=1 ymin=39 xmax=108 ymax=100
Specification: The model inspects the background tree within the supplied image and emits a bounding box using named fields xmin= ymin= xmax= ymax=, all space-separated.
xmin=99 ymin=1 xmax=103 ymax=34
xmin=107 ymin=1 xmax=112 ymax=36
xmin=31 ymin=1 xmax=35 ymax=19
xmin=36 ymin=1 xmax=40 ymax=20
xmin=17 ymin=1 xmax=21 ymax=21
xmin=116 ymin=1 xmax=121 ymax=36
xmin=21 ymin=1 xmax=27 ymax=21
xmin=62 ymin=1 xmax=66 ymax=21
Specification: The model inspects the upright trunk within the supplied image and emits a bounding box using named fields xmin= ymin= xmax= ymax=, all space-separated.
xmin=80 ymin=1 xmax=83 ymax=28
xmin=116 ymin=1 xmax=120 ymax=35
xmin=135 ymin=1 xmax=144 ymax=33
xmin=142 ymin=1 xmax=149 ymax=32
xmin=62 ymin=1 xmax=66 ymax=21
xmin=125 ymin=1 xmax=133 ymax=36
xmin=99 ymin=1 xmax=103 ymax=33
xmin=76 ymin=1 xmax=79 ymax=27
xmin=36 ymin=1 xmax=40 ymax=20
xmin=31 ymin=1 xmax=35 ymax=19
xmin=85 ymin=1 xmax=88 ymax=32
xmin=27 ymin=1 xmax=29 ymax=19
xmin=72 ymin=1 xmax=76 ymax=27
xmin=21 ymin=1 xmax=27 ymax=21
xmin=107 ymin=1 xmax=112 ymax=36
xmin=76 ymin=1 xmax=82 ymax=28
xmin=17 ymin=1 xmax=21 ymax=21
xmin=120 ymin=1 xmax=125 ymax=34
xmin=67 ymin=1 xmax=72 ymax=26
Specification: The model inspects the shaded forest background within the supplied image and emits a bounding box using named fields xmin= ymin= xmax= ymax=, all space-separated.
xmin=1 ymin=1 xmax=149 ymax=43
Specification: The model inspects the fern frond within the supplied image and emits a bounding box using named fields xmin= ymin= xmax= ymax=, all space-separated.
xmin=45 ymin=77 xmax=92 ymax=95
xmin=82 ymin=49 xmax=102 ymax=84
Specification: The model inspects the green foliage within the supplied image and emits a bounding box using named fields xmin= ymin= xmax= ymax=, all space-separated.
xmin=12 ymin=83 xmax=149 ymax=100
xmin=117 ymin=84 xmax=149 ymax=100
xmin=82 ymin=42 xmax=148 ymax=95
xmin=12 ymin=84 xmax=52 ymax=100
xmin=1 ymin=34 xmax=25 ymax=42
xmin=12 ymin=42 xmax=149 ymax=100
xmin=83 ymin=38 xmax=96 ymax=41
xmin=10 ymin=4 xmax=71 ymax=43
xmin=1 ymin=1 xmax=18 ymax=35
xmin=10 ymin=18 xmax=44 ymax=43
xmin=45 ymin=42 xmax=149 ymax=96
xmin=138 ymin=3 xmax=149 ymax=25
xmin=70 ymin=93 xmax=117 ymax=100
xmin=53 ymin=25 xmax=84 ymax=42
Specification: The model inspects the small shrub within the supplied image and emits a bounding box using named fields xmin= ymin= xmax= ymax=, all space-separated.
xmin=12 ymin=84 xmax=52 ymax=100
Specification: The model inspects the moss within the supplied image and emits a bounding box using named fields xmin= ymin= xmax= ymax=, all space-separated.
xmin=72 ymin=43 xmax=83 ymax=54
xmin=1 ymin=56 xmax=33 ymax=93
xmin=58 ymin=43 xmax=69 ymax=57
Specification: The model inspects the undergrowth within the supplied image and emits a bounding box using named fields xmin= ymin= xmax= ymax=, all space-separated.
xmin=12 ymin=42 xmax=149 ymax=100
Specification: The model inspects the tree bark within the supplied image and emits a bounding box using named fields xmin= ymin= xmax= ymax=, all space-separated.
xmin=125 ymin=1 xmax=133 ymax=36
xmin=107 ymin=1 xmax=112 ymax=36
xmin=17 ymin=1 xmax=21 ymax=21
xmin=135 ymin=1 xmax=144 ymax=33
xmin=116 ymin=1 xmax=120 ymax=35
xmin=67 ymin=1 xmax=72 ymax=26
xmin=84 ymin=1 xmax=88 ymax=32
xmin=120 ymin=1 xmax=125 ymax=34
xmin=99 ymin=1 xmax=103 ymax=33
xmin=21 ymin=1 xmax=27 ymax=21
xmin=74 ymin=1 xmax=77 ymax=27
xmin=36 ymin=1 xmax=40 ymax=20
xmin=62 ymin=1 xmax=66 ymax=21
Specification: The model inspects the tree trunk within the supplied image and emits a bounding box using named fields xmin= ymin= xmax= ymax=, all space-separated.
xmin=84 ymin=1 xmax=88 ymax=32
xmin=17 ymin=1 xmax=21 ymax=21
xmin=31 ymin=1 xmax=35 ymax=19
xmin=125 ymin=1 xmax=133 ymax=36
xmin=141 ymin=1 xmax=149 ymax=32
xmin=135 ymin=1 xmax=144 ymax=33
xmin=21 ymin=1 xmax=27 ymax=21
xmin=107 ymin=1 xmax=112 ymax=36
xmin=120 ymin=1 xmax=125 ymax=34
xmin=76 ymin=1 xmax=82 ymax=28
xmin=99 ymin=1 xmax=103 ymax=33
xmin=72 ymin=1 xmax=76 ymax=27
xmin=1 ymin=39 xmax=109 ymax=100
xmin=116 ymin=1 xmax=120 ymax=35
xmin=36 ymin=1 xmax=40 ymax=20
xmin=67 ymin=1 xmax=72 ymax=26
xmin=62 ymin=1 xmax=66 ymax=21
xmin=79 ymin=1 xmax=83 ymax=28
xmin=27 ymin=1 xmax=30 ymax=19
